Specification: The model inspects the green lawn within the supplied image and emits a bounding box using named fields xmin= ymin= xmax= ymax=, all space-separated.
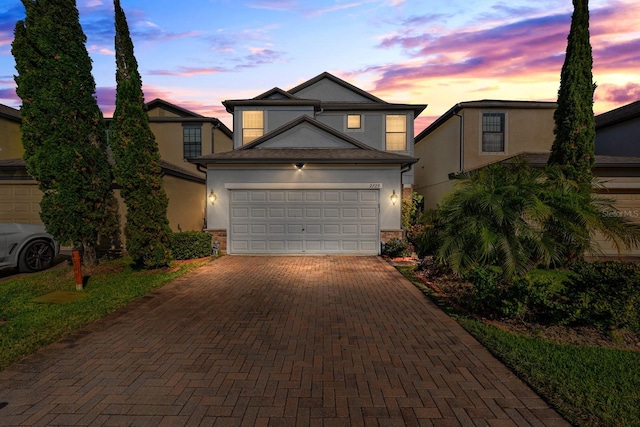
xmin=397 ymin=266 xmax=640 ymax=427
xmin=0 ymin=257 xmax=210 ymax=371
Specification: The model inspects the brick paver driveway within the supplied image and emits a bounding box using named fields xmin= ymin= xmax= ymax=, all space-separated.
xmin=0 ymin=256 xmax=568 ymax=426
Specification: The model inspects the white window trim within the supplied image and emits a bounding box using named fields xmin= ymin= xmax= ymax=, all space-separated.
xmin=479 ymin=110 xmax=508 ymax=155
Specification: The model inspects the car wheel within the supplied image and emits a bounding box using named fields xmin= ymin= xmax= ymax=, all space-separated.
xmin=18 ymin=239 xmax=55 ymax=273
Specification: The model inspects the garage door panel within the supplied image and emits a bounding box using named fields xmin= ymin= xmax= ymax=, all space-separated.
xmin=361 ymin=241 xmax=379 ymax=251
xmin=342 ymin=191 xmax=359 ymax=202
xmin=232 ymin=191 xmax=249 ymax=202
xmin=342 ymin=224 xmax=358 ymax=235
xmin=269 ymin=207 xmax=285 ymax=218
xmin=305 ymin=191 xmax=322 ymax=202
xmin=287 ymin=241 xmax=303 ymax=251
xmin=250 ymin=224 xmax=267 ymax=235
xmin=361 ymin=208 xmax=377 ymax=218
xmin=269 ymin=224 xmax=285 ymax=234
xmin=250 ymin=208 xmax=267 ymax=218
xmin=229 ymin=189 xmax=379 ymax=254
xmin=361 ymin=224 xmax=377 ymax=234
xmin=342 ymin=208 xmax=358 ymax=218
xmin=305 ymin=224 xmax=322 ymax=234
xmin=269 ymin=191 xmax=286 ymax=202
xmin=361 ymin=191 xmax=378 ymax=202
xmin=269 ymin=241 xmax=286 ymax=250
xmin=251 ymin=191 xmax=267 ymax=202
xmin=324 ymin=224 xmax=340 ymax=234
xmin=305 ymin=207 xmax=322 ymax=218
xmin=323 ymin=208 xmax=340 ymax=218
xmin=324 ymin=191 xmax=340 ymax=202
xmin=288 ymin=191 xmax=304 ymax=202
xmin=250 ymin=240 xmax=267 ymax=251
xmin=287 ymin=207 xmax=303 ymax=218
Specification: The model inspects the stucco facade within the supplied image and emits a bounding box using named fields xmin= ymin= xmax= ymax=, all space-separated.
xmin=0 ymin=100 xmax=231 ymax=241
xmin=414 ymin=101 xmax=556 ymax=209
xmin=192 ymin=72 xmax=424 ymax=255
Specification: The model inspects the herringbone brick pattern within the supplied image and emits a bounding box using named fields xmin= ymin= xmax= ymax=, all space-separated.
xmin=0 ymin=256 xmax=569 ymax=426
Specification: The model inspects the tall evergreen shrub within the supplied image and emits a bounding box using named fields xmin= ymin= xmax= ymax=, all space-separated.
xmin=12 ymin=0 xmax=118 ymax=265
xmin=110 ymin=0 xmax=172 ymax=268
xmin=547 ymin=0 xmax=596 ymax=191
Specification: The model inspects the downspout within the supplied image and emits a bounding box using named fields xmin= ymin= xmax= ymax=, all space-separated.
xmin=454 ymin=111 xmax=464 ymax=172
xmin=197 ymin=163 xmax=208 ymax=230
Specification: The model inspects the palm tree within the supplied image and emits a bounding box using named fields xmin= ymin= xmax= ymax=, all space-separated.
xmin=420 ymin=160 xmax=640 ymax=279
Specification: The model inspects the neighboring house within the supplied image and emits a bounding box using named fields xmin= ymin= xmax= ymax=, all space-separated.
xmin=414 ymin=100 xmax=557 ymax=209
xmin=595 ymin=100 xmax=640 ymax=157
xmin=0 ymin=100 xmax=232 ymax=237
xmin=190 ymin=72 xmax=426 ymax=255
xmin=415 ymin=99 xmax=640 ymax=256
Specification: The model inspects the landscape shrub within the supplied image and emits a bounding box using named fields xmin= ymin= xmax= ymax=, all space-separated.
xmin=561 ymin=261 xmax=640 ymax=333
xmin=382 ymin=238 xmax=410 ymax=258
xmin=460 ymin=267 xmax=572 ymax=321
xmin=169 ymin=231 xmax=212 ymax=260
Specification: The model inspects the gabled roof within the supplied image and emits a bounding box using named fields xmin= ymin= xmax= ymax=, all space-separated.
xmin=223 ymin=72 xmax=427 ymax=116
xmin=240 ymin=115 xmax=374 ymax=151
xmin=146 ymin=98 xmax=205 ymax=118
xmin=416 ymin=100 xmax=557 ymax=143
xmin=595 ymin=100 xmax=640 ymax=129
xmin=189 ymin=115 xmax=418 ymax=167
xmin=288 ymin=71 xmax=388 ymax=104
xmin=0 ymin=104 xmax=21 ymax=122
xmin=254 ymin=87 xmax=301 ymax=100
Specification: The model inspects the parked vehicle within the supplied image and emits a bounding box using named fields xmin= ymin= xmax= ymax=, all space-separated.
xmin=0 ymin=223 xmax=60 ymax=272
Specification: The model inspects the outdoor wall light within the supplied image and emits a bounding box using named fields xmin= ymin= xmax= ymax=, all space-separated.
xmin=208 ymin=190 xmax=217 ymax=205
xmin=295 ymin=162 xmax=305 ymax=171
xmin=390 ymin=190 xmax=399 ymax=205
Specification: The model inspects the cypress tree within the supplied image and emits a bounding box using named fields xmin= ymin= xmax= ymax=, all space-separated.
xmin=12 ymin=0 xmax=118 ymax=265
xmin=110 ymin=0 xmax=172 ymax=268
xmin=547 ymin=0 xmax=596 ymax=190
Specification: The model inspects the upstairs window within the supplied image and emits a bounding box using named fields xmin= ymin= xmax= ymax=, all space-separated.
xmin=347 ymin=114 xmax=361 ymax=129
xmin=482 ymin=112 xmax=505 ymax=152
xmin=385 ymin=114 xmax=407 ymax=151
xmin=242 ymin=110 xmax=264 ymax=145
xmin=183 ymin=125 xmax=202 ymax=158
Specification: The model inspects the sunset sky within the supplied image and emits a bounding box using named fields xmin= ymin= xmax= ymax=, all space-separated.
xmin=1 ymin=0 xmax=638 ymax=132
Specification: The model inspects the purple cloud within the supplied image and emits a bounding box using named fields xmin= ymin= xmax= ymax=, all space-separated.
xmin=596 ymin=83 xmax=640 ymax=104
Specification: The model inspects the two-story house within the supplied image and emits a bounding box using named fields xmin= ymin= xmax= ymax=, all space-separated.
xmin=414 ymin=100 xmax=557 ymax=210
xmin=0 ymin=100 xmax=232 ymax=237
xmin=190 ymin=72 xmax=426 ymax=255
xmin=414 ymin=99 xmax=640 ymax=256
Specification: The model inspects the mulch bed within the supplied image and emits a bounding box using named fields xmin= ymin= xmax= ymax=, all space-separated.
xmin=390 ymin=257 xmax=640 ymax=352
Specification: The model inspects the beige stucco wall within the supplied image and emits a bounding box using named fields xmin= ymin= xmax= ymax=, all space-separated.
xmin=414 ymin=117 xmax=461 ymax=210
xmin=592 ymin=179 xmax=640 ymax=257
xmin=462 ymin=108 xmax=555 ymax=171
xmin=151 ymin=121 xmax=232 ymax=175
xmin=0 ymin=118 xmax=23 ymax=160
xmin=415 ymin=107 xmax=556 ymax=210
xmin=163 ymin=175 xmax=206 ymax=232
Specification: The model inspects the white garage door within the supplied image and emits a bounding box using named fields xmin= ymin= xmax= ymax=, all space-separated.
xmin=229 ymin=189 xmax=379 ymax=254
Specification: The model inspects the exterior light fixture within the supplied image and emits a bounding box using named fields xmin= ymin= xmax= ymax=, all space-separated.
xmin=390 ymin=190 xmax=399 ymax=205
xmin=295 ymin=163 xmax=304 ymax=171
xmin=208 ymin=190 xmax=217 ymax=205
